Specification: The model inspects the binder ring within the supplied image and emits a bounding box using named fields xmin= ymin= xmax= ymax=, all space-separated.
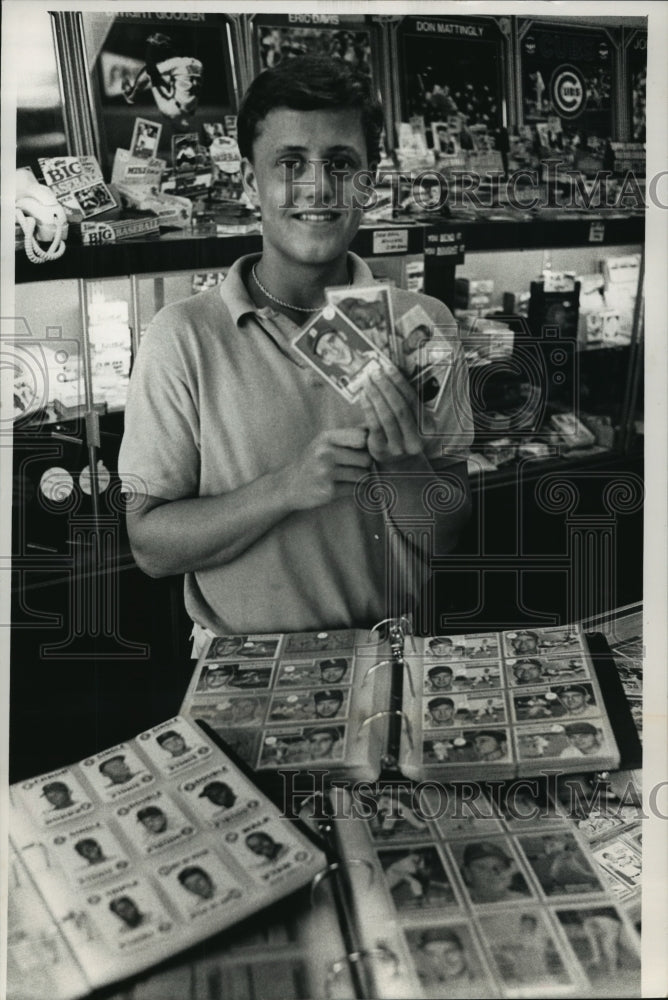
xmin=362 ymin=658 xmax=415 ymax=698
xmin=310 ymin=859 xmax=375 ymax=905
xmin=371 ymin=615 xmax=412 ymax=640
xmin=325 ymin=946 xmax=401 ymax=997
xmin=356 ymin=710 xmax=414 ymax=751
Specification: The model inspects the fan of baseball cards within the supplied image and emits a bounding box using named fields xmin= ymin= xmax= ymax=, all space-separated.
xmin=292 ymin=283 xmax=456 ymax=416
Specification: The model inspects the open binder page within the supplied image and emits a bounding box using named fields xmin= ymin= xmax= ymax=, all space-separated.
xmin=8 ymin=716 xmax=326 ymax=998
xmin=7 ymin=840 xmax=90 ymax=1000
xmin=101 ymin=883 xmax=355 ymax=1000
xmin=399 ymin=626 xmax=621 ymax=781
xmin=181 ymin=628 xmax=392 ymax=782
xmin=328 ymin=786 xmax=423 ymax=999
xmin=330 ymin=780 xmax=640 ymax=998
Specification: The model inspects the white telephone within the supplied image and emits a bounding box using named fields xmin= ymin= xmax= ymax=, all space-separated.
xmin=16 ymin=166 xmax=68 ymax=263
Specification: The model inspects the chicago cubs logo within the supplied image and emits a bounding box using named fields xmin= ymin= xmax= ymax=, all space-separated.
xmin=550 ymin=64 xmax=586 ymax=118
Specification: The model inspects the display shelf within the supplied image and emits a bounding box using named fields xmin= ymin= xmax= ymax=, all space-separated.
xmin=15 ymin=213 xmax=644 ymax=284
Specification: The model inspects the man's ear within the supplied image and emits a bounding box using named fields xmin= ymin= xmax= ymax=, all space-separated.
xmin=240 ymin=157 xmax=261 ymax=209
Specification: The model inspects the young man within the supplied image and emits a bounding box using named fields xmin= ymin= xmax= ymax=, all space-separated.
xmin=119 ymin=57 xmax=473 ymax=644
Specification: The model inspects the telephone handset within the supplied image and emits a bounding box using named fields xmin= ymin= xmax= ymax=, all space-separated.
xmin=16 ymin=166 xmax=68 ymax=263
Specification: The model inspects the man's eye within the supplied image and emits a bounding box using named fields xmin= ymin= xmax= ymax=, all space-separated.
xmin=279 ymin=158 xmax=304 ymax=173
xmin=328 ymin=158 xmax=354 ymax=172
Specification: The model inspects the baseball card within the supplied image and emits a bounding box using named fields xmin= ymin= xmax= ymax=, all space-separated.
xmin=589 ymin=840 xmax=642 ymax=898
xmin=137 ymin=718 xmax=213 ymax=776
xmin=431 ymin=784 xmax=503 ymax=840
xmin=502 ymin=626 xmax=583 ymax=660
xmin=365 ymin=785 xmax=433 ymax=843
xmin=514 ymin=719 xmax=613 ymax=763
xmin=195 ymin=661 xmax=275 ymax=693
xmin=205 ymin=634 xmax=280 ymax=660
xmin=422 ymin=660 xmax=503 ymax=695
xmin=80 ymin=745 xmax=155 ymax=804
xmin=157 ymin=847 xmax=244 ymax=921
xmin=172 ymin=132 xmax=200 ymax=172
xmin=193 ymin=694 xmax=269 ymax=729
xmin=179 ymin=765 xmax=263 ymax=832
xmin=554 ymin=905 xmax=640 ymax=988
xmin=18 ymin=767 xmax=95 ymax=828
xmin=129 ymin=117 xmax=162 ymax=160
xmin=325 ymin=281 xmax=398 ymax=362
xmin=222 ymin=815 xmax=316 ymax=885
xmin=423 ymin=693 xmax=507 ymax=730
xmin=477 ymin=910 xmax=573 ymax=989
xmin=258 ymin=724 xmax=346 ymax=768
xmin=268 ymin=687 xmax=350 ymax=723
xmin=91 ymin=877 xmax=174 ymax=948
xmin=404 ymin=921 xmax=492 ymax=997
xmin=492 ymin=780 xmax=559 ymax=830
xmin=283 ymin=629 xmax=358 ymax=653
xmin=114 ymin=789 xmax=197 ymax=856
xmin=512 ymin=682 xmax=600 ymax=723
xmin=377 ymin=844 xmax=460 ymax=913
xmin=49 ymin=821 xmax=130 ymax=888
xmin=449 ymin=837 xmax=534 ymax=905
xmin=506 ymin=654 xmax=591 ymax=686
xmin=517 ymin=831 xmax=604 ymax=896
xmin=276 ymin=656 xmax=352 ymax=687
xmin=292 ymin=305 xmax=395 ymax=403
xmin=72 ymin=181 xmax=117 ymax=218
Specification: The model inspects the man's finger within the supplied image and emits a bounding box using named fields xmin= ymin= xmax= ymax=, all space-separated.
xmin=325 ymin=426 xmax=369 ymax=449
xmin=332 ymin=445 xmax=373 ymax=469
xmin=364 ymin=378 xmax=404 ymax=454
xmin=333 ymin=465 xmax=372 ymax=483
xmin=368 ymin=375 xmax=422 ymax=455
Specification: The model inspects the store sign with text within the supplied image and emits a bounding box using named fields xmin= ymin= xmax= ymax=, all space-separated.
xmin=521 ymin=25 xmax=614 ymax=136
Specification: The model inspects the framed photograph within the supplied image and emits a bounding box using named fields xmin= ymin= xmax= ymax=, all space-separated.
xmin=519 ymin=21 xmax=614 ymax=136
xmin=250 ymin=13 xmax=377 ymax=82
xmin=81 ymin=11 xmax=240 ymax=177
xmin=397 ymin=15 xmax=506 ymax=138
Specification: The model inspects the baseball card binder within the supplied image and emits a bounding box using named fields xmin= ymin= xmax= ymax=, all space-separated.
xmin=180 ymin=619 xmax=642 ymax=788
xmin=6 ymin=715 xmax=327 ymax=1000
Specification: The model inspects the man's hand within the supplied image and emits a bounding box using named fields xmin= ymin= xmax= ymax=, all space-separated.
xmin=361 ymin=367 xmax=435 ymax=464
xmin=281 ymin=427 xmax=372 ymax=510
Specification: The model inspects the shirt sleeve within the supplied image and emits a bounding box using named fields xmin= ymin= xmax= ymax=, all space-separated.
xmin=118 ymin=303 xmax=200 ymax=500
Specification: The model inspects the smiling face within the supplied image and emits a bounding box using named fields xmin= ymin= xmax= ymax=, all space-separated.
xmin=429 ymin=702 xmax=455 ymax=725
xmin=241 ymin=107 xmax=367 ymax=271
xmin=464 ymin=854 xmax=513 ymax=899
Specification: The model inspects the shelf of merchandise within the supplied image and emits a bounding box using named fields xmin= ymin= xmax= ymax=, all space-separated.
xmin=14 ymin=213 xmax=644 ymax=284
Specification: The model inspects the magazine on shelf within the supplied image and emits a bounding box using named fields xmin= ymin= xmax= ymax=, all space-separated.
xmin=180 ymin=621 xmax=642 ymax=787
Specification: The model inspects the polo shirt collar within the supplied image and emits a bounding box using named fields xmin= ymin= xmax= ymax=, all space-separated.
xmin=219 ymin=251 xmax=376 ymax=327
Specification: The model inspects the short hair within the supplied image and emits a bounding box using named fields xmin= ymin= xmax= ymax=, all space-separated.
xmin=237 ymin=56 xmax=384 ymax=167
xmin=156 ymin=730 xmax=181 ymax=745
xmin=99 ymin=755 xmax=125 ymax=772
xmin=516 ymin=659 xmax=542 ymax=669
xmin=428 ymin=697 xmax=455 ymax=710
xmin=419 ymin=927 xmax=463 ymax=949
xmin=137 ymin=806 xmax=164 ymax=822
xmin=314 ymin=688 xmax=344 ymax=703
xmin=319 ymin=658 xmax=347 ymax=672
xmin=178 ymin=865 xmax=209 ymax=885
xmin=42 ymin=780 xmax=69 ymax=795
xmin=308 ymin=726 xmax=339 ymax=741
xmin=473 ymin=729 xmax=506 ymax=744
xmin=428 ymin=665 xmax=453 ymax=678
xmin=74 ymin=838 xmax=100 ymax=855
xmin=564 ymin=722 xmax=598 ymax=736
xmin=429 ymin=637 xmax=453 ymax=649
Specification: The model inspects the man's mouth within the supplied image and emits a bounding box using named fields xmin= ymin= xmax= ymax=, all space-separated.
xmin=292 ymin=210 xmax=341 ymax=223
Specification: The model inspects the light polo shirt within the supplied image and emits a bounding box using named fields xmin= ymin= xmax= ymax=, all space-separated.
xmin=119 ymin=252 xmax=473 ymax=634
